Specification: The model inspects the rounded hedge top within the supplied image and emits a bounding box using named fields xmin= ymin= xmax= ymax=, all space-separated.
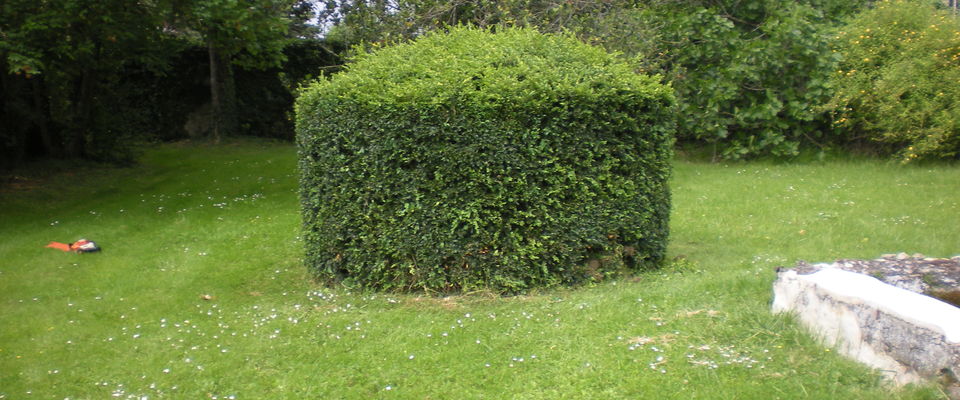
xmin=300 ymin=27 xmax=670 ymax=112
xmin=297 ymin=27 xmax=675 ymax=293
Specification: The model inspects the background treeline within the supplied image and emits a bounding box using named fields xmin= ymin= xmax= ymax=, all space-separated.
xmin=1 ymin=0 xmax=343 ymax=168
xmin=319 ymin=0 xmax=959 ymax=162
xmin=3 ymin=0 xmax=958 ymax=169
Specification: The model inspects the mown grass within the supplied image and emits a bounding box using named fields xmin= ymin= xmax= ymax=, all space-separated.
xmin=1 ymin=139 xmax=957 ymax=399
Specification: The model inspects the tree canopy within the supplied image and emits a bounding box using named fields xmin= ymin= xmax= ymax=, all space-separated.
xmin=3 ymin=0 xmax=957 ymax=167
xmin=1 ymin=0 xmax=314 ymax=166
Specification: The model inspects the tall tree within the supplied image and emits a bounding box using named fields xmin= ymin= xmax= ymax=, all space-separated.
xmin=1 ymin=0 xmax=176 ymax=163
xmin=171 ymin=0 xmax=294 ymax=143
xmin=316 ymin=0 xmax=640 ymax=46
xmin=1 ymin=0 xmax=302 ymax=166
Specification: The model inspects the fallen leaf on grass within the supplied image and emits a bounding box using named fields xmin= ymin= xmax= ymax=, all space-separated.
xmin=677 ymin=309 xmax=722 ymax=318
xmin=628 ymin=333 xmax=676 ymax=345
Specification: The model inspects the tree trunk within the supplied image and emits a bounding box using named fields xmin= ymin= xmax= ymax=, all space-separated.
xmin=208 ymin=41 xmax=239 ymax=144
xmin=30 ymin=77 xmax=60 ymax=159
xmin=67 ymin=41 xmax=101 ymax=159
xmin=208 ymin=40 xmax=221 ymax=144
xmin=63 ymin=72 xmax=94 ymax=158
xmin=1 ymin=52 xmax=63 ymax=166
xmin=1 ymin=68 xmax=26 ymax=167
xmin=222 ymin=57 xmax=238 ymax=136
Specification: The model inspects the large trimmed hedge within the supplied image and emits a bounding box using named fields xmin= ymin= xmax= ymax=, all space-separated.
xmin=296 ymin=27 xmax=675 ymax=293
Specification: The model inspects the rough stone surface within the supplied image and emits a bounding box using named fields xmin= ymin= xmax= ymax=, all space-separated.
xmin=791 ymin=254 xmax=960 ymax=306
xmin=773 ymin=256 xmax=960 ymax=396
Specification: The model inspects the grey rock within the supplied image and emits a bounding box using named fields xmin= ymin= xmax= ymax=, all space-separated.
xmin=773 ymin=257 xmax=960 ymax=391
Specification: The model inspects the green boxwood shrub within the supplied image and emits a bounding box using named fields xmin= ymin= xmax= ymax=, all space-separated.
xmin=296 ymin=27 xmax=675 ymax=293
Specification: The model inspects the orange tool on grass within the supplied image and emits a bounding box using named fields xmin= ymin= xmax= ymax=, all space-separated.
xmin=46 ymin=239 xmax=100 ymax=253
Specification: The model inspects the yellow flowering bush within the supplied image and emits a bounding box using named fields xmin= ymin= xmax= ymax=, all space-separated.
xmin=825 ymin=0 xmax=960 ymax=162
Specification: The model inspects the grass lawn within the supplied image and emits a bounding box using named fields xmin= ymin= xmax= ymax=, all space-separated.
xmin=1 ymin=139 xmax=957 ymax=399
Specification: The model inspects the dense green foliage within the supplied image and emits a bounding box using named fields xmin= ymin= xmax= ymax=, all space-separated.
xmin=825 ymin=0 xmax=960 ymax=162
xmin=174 ymin=0 xmax=296 ymax=142
xmin=117 ymin=43 xmax=341 ymax=144
xmin=0 ymin=0 xmax=179 ymax=166
xmin=639 ymin=0 xmax=862 ymax=159
xmin=4 ymin=0 xmax=956 ymax=168
xmin=318 ymin=0 xmax=873 ymax=160
xmin=0 ymin=0 xmax=330 ymax=168
xmin=297 ymin=27 xmax=676 ymax=293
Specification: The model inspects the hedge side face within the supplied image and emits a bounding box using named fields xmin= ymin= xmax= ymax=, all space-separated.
xmin=296 ymin=27 xmax=675 ymax=293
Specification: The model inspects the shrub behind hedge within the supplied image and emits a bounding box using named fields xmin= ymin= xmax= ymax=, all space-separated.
xmin=825 ymin=0 xmax=960 ymax=162
xmin=296 ymin=27 xmax=675 ymax=293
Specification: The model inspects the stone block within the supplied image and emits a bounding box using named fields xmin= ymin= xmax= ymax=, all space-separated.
xmin=773 ymin=265 xmax=960 ymax=390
